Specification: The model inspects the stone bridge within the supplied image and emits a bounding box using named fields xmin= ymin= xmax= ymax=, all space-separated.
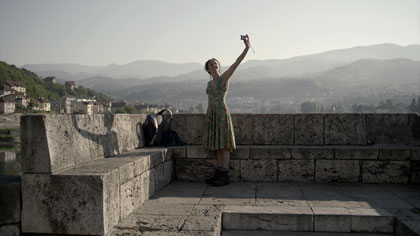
xmin=0 ymin=113 xmax=419 ymax=235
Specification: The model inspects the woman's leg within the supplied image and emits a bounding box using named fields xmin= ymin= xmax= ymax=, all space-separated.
xmin=220 ymin=148 xmax=230 ymax=169
xmin=215 ymin=150 xmax=223 ymax=167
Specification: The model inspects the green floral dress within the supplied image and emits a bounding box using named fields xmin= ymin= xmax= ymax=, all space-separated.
xmin=203 ymin=77 xmax=236 ymax=152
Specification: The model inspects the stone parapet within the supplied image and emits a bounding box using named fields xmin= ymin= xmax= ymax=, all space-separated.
xmin=172 ymin=113 xmax=420 ymax=146
xmin=0 ymin=176 xmax=21 ymax=236
xmin=174 ymin=145 xmax=419 ymax=184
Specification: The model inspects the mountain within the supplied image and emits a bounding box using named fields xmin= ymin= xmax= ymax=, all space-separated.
xmin=23 ymin=60 xmax=203 ymax=80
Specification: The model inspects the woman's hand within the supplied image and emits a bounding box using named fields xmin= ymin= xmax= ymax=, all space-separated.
xmin=243 ymin=34 xmax=250 ymax=49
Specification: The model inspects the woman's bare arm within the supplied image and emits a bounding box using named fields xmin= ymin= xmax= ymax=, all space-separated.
xmin=221 ymin=35 xmax=250 ymax=81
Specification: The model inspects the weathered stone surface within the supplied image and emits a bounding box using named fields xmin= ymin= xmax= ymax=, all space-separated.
xmin=348 ymin=208 xmax=393 ymax=233
xmin=182 ymin=215 xmax=220 ymax=231
xmin=171 ymin=146 xmax=187 ymax=159
xmin=175 ymin=159 xmax=215 ymax=181
xmin=394 ymin=219 xmax=420 ymax=236
xmin=295 ymin=114 xmax=323 ymax=145
xmin=292 ymin=147 xmax=333 ymax=159
xmin=253 ymin=114 xmax=294 ymax=145
xmin=120 ymin=178 xmax=135 ymax=220
xmin=367 ymin=114 xmax=409 ymax=145
xmin=0 ymin=224 xmax=19 ymax=236
xmin=172 ymin=114 xmax=205 ymax=145
xmin=278 ymin=160 xmax=314 ymax=182
xmin=334 ymin=146 xmax=378 ymax=160
xmin=240 ymin=159 xmax=277 ymax=181
xmin=379 ymin=147 xmax=411 ymax=160
xmin=315 ymin=160 xmax=360 ymax=182
xmin=409 ymin=113 xmax=420 ymax=145
xmin=140 ymin=170 xmax=152 ymax=203
xmin=232 ymin=114 xmax=253 ymax=144
xmin=155 ymin=163 xmax=165 ymax=191
xmin=325 ymin=114 xmax=366 ymax=145
xmin=250 ymin=146 xmax=291 ymax=159
xmin=21 ymin=171 xmax=119 ymax=235
xmin=313 ymin=207 xmax=351 ymax=232
xmin=229 ymin=159 xmax=240 ymax=181
xmin=199 ymin=182 xmax=256 ymax=206
xmin=231 ymin=145 xmax=250 ymax=159
xmin=222 ymin=206 xmax=313 ymax=231
xmin=362 ymin=160 xmax=411 ymax=184
xmin=119 ymin=161 xmax=135 ymax=184
xmin=411 ymin=161 xmax=420 ymax=183
xmin=412 ymin=147 xmax=420 ymax=160
xmin=133 ymin=155 xmax=150 ymax=176
xmin=164 ymin=160 xmax=174 ymax=186
xmin=187 ymin=145 xmax=210 ymax=159
xmin=0 ymin=176 xmax=20 ymax=225
xmin=133 ymin=202 xmax=194 ymax=216
xmin=129 ymin=114 xmax=147 ymax=148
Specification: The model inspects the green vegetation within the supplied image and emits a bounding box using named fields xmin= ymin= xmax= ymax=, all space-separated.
xmin=0 ymin=61 xmax=112 ymax=102
xmin=114 ymin=105 xmax=137 ymax=114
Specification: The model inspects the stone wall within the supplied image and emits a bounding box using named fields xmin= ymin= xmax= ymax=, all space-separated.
xmin=172 ymin=113 xmax=420 ymax=184
xmin=0 ymin=176 xmax=20 ymax=236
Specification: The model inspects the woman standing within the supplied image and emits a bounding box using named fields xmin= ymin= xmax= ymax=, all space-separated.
xmin=203 ymin=35 xmax=250 ymax=186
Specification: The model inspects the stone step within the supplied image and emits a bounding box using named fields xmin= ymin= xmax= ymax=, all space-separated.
xmin=222 ymin=206 xmax=394 ymax=234
xmin=222 ymin=231 xmax=394 ymax=236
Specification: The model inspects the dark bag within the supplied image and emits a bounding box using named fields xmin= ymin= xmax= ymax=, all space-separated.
xmin=143 ymin=109 xmax=185 ymax=147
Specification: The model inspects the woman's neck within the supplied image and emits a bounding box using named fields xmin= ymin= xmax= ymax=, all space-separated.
xmin=210 ymin=71 xmax=220 ymax=80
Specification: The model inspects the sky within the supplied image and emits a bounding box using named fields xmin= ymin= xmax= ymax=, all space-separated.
xmin=0 ymin=0 xmax=419 ymax=66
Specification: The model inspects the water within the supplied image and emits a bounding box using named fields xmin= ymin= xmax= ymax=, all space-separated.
xmin=0 ymin=149 xmax=21 ymax=176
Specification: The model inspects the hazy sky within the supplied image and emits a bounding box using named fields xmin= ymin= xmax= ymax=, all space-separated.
xmin=0 ymin=0 xmax=419 ymax=66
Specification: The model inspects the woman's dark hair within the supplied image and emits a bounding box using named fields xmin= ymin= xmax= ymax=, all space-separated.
xmin=205 ymin=58 xmax=220 ymax=74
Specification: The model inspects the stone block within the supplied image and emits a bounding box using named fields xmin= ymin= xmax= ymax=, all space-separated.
xmin=229 ymin=159 xmax=240 ymax=181
xmin=412 ymin=161 xmax=420 ymax=183
xmin=334 ymin=146 xmax=378 ymax=160
xmin=278 ymin=160 xmax=314 ymax=182
xmin=362 ymin=160 xmax=411 ymax=184
xmin=133 ymin=155 xmax=150 ymax=176
xmin=412 ymin=147 xmax=420 ymax=160
xmin=129 ymin=114 xmax=146 ymax=148
xmin=294 ymin=114 xmax=323 ymax=145
xmin=394 ymin=219 xmax=420 ymax=236
xmin=182 ymin=215 xmax=221 ymax=231
xmin=231 ymin=145 xmax=250 ymax=159
xmin=0 ymin=176 xmax=20 ymax=225
xmin=149 ymin=168 xmax=157 ymax=197
xmin=250 ymin=145 xmax=291 ymax=159
xmin=172 ymin=114 xmax=205 ymax=145
xmin=253 ymin=114 xmax=294 ymax=145
xmin=325 ymin=114 xmax=366 ymax=145
xmin=409 ymin=113 xmax=420 ymax=145
xmin=367 ymin=114 xmax=409 ymax=145
xmin=232 ymin=114 xmax=253 ymax=144
xmin=175 ymin=159 xmax=215 ymax=181
xmin=348 ymin=208 xmax=393 ymax=233
xmin=164 ymin=160 xmax=174 ymax=186
xmin=187 ymin=145 xmax=209 ymax=158
xmin=240 ymin=159 xmax=277 ymax=181
xmin=120 ymin=179 xmax=135 ymax=220
xmin=222 ymin=205 xmax=313 ymax=231
xmin=171 ymin=146 xmax=187 ymax=159
xmin=140 ymin=170 xmax=152 ymax=203
xmin=0 ymin=224 xmax=19 ymax=236
xmin=21 ymin=170 xmax=120 ymax=235
xmin=315 ymin=160 xmax=360 ymax=182
xmin=119 ymin=162 xmax=134 ymax=184
xmin=313 ymin=207 xmax=351 ymax=232
xmin=155 ymin=163 xmax=165 ymax=192
xmin=292 ymin=147 xmax=333 ymax=159
xmin=379 ymin=147 xmax=411 ymax=160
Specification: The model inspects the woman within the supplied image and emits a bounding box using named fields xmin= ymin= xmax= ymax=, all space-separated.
xmin=203 ymin=35 xmax=250 ymax=186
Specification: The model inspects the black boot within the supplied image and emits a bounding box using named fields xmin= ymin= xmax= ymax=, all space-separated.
xmin=212 ymin=170 xmax=229 ymax=187
xmin=205 ymin=169 xmax=220 ymax=184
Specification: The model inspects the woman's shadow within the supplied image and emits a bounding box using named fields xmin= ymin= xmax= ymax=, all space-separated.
xmin=71 ymin=114 xmax=120 ymax=157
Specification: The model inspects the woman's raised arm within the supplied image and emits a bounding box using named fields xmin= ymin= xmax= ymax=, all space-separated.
xmin=221 ymin=35 xmax=250 ymax=81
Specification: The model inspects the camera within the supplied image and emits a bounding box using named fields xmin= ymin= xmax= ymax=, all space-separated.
xmin=240 ymin=34 xmax=248 ymax=40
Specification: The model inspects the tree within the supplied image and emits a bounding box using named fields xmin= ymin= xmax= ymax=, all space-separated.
xmin=124 ymin=105 xmax=136 ymax=114
xmin=301 ymin=102 xmax=318 ymax=113
xmin=114 ymin=107 xmax=126 ymax=114
xmin=188 ymin=106 xmax=195 ymax=113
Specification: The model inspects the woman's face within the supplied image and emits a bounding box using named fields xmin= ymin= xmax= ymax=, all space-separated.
xmin=207 ymin=59 xmax=220 ymax=74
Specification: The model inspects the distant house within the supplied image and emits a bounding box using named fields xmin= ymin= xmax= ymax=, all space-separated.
xmin=0 ymin=95 xmax=15 ymax=114
xmin=0 ymin=84 xmax=13 ymax=96
xmin=30 ymin=98 xmax=50 ymax=112
xmin=134 ymin=103 xmax=160 ymax=114
xmin=16 ymin=97 xmax=30 ymax=107
xmin=100 ymin=101 xmax=112 ymax=113
xmin=4 ymin=80 xmax=26 ymax=97
xmin=75 ymin=101 xmax=93 ymax=115
xmin=92 ymin=103 xmax=104 ymax=114
xmin=65 ymin=81 xmax=77 ymax=91
xmin=111 ymin=100 xmax=128 ymax=113
xmin=44 ymin=76 xmax=57 ymax=84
